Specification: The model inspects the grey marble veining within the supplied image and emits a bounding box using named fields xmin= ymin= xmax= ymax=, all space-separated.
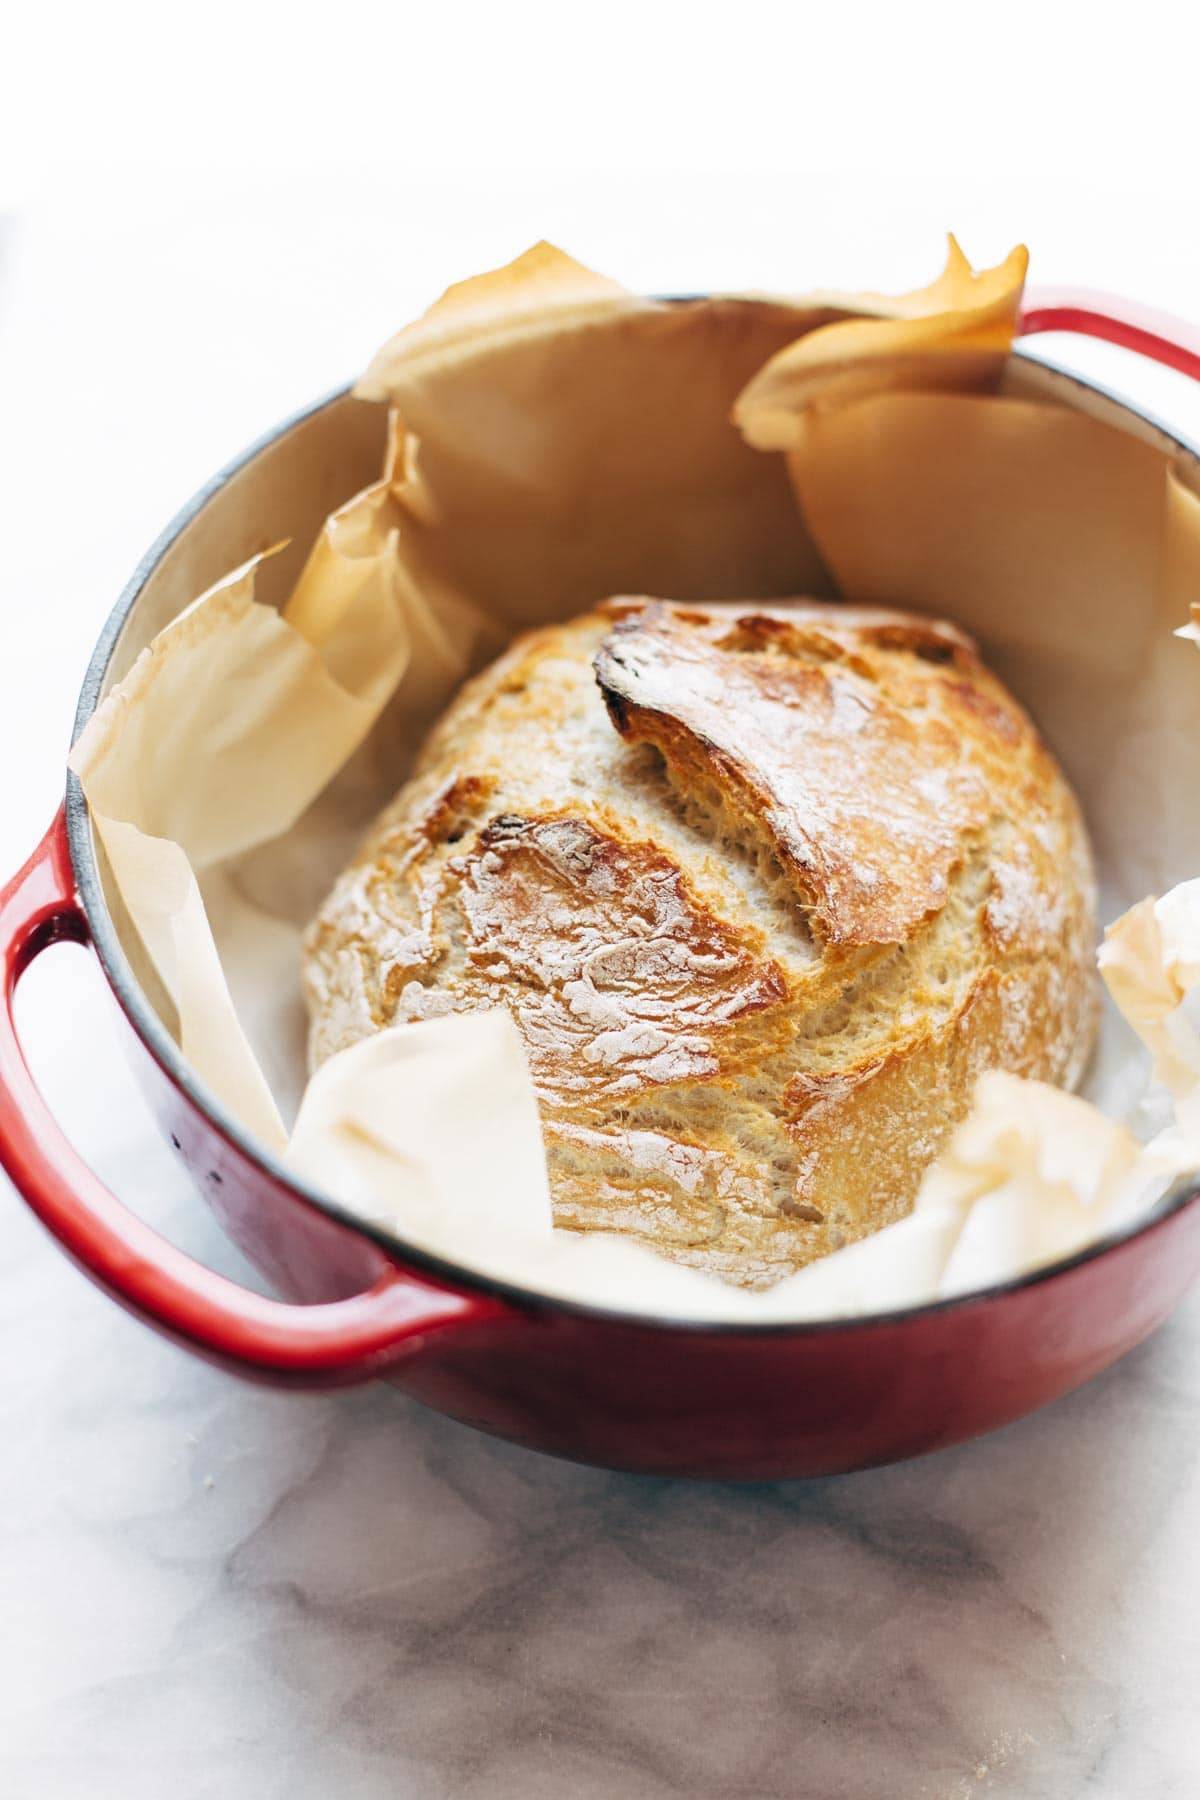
xmin=2 ymin=949 xmax=1199 ymax=1799
xmin=6 ymin=1293 xmax=1200 ymax=1800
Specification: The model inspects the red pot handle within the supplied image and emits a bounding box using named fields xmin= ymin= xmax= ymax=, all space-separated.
xmin=1019 ymin=286 xmax=1200 ymax=382
xmin=0 ymin=811 xmax=512 ymax=1386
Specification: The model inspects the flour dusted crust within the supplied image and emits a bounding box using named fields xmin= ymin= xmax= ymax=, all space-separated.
xmin=303 ymin=599 xmax=1099 ymax=1288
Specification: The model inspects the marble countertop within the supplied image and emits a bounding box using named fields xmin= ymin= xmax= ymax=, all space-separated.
xmin=5 ymin=1017 xmax=1200 ymax=1800
xmin=4 ymin=189 xmax=1200 ymax=1799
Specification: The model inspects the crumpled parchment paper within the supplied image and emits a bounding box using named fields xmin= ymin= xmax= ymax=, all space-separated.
xmin=69 ymin=238 xmax=1200 ymax=1320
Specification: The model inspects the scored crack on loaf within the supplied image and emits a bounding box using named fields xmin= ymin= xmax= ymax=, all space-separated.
xmin=303 ymin=598 xmax=1099 ymax=1289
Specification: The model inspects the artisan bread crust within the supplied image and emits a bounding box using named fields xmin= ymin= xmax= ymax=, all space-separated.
xmin=303 ymin=598 xmax=1099 ymax=1288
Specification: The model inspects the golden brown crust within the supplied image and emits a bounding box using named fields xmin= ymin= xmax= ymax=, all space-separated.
xmin=303 ymin=597 xmax=1099 ymax=1289
xmin=450 ymin=812 xmax=789 ymax=1100
xmin=596 ymin=601 xmax=1032 ymax=947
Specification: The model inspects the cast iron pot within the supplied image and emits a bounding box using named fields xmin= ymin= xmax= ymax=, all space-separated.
xmin=2 ymin=291 xmax=1200 ymax=1480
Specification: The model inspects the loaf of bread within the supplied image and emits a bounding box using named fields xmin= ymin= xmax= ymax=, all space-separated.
xmin=303 ymin=599 xmax=1098 ymax=1288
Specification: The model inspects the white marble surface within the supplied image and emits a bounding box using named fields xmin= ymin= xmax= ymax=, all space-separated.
xmin=5 ymin=179 xmax=1200 ymax=1798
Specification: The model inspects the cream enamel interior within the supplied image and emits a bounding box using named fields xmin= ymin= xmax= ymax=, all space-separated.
xmin=73 ymin=318 xmax=1200 ymax=1319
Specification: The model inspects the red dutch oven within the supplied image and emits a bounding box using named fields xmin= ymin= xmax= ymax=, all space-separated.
xmin=3 ymin=291 xmax=1200 ymax=1481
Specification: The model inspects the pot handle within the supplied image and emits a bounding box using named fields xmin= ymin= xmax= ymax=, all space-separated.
xmin=1019 ymin=287 xmax=1200 ymax=381
xmin=0 ymin=810 xmax=514 ymax=1386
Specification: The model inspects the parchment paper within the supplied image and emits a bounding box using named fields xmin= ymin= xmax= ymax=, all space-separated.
xmin=69 ymin=239 xmax=1200 ymax=1321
